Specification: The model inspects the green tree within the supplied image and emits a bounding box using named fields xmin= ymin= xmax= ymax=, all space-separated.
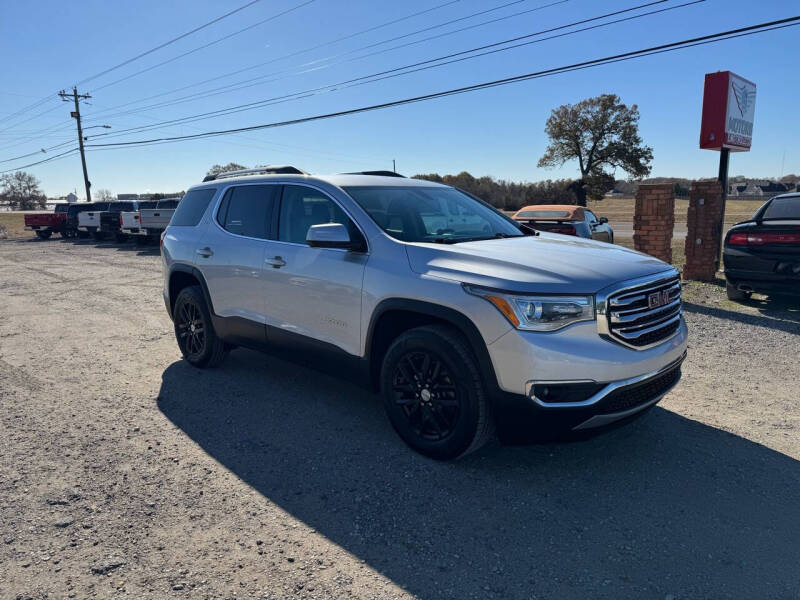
xmin=205 ymin=162 xmax=246 ymax=178
xmin=537 ymin=94 xmax=653 ymax=206
xmin=0 ymin=171 xmax=46 ymax=210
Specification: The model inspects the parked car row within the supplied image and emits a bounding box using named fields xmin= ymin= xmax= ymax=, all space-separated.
xmin=24 ymin=198 xmax=181 ymax=242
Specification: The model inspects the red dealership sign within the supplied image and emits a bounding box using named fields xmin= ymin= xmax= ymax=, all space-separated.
xmin=699 ymin=71 xmax=756 ymax=152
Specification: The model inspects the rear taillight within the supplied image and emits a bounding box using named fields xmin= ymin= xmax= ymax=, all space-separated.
xmin=119 ymin=215 xmax=123 ymax=226
xmin=549 ymin=224 xmax=577 ymax=235
xmin=729 ymin=232 xmax=800 ymax=246
xmin=160 ymin=230 xmax=166 ymax=248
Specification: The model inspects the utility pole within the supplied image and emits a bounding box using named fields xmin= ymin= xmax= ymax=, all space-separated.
xmin=716 ymin=147 xmax=730 ymax=261
xmin=59 ymin=87 xmax=92 ymax=202
xmin=392 ymin=159 xmax=396 ymax=173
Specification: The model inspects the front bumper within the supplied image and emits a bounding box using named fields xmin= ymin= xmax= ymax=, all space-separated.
xmin=487 ymin=316 xmax=688 ymax=442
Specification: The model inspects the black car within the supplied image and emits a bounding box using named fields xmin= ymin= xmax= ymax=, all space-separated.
xmin=99 ymin=201 xmax=138 ymax=242
xmin=723 ymin=193 xmax=800 ymax=300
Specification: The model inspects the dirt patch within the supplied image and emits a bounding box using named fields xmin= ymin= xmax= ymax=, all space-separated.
xmin=1 ymin=238 xmax=799 ymax=599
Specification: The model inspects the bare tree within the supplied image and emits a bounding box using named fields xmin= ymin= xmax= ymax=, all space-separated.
xmin=95 ymin=188 xmax=115 ymax=202
xmin=206 ymin=162 xmax=246 ymax=178
xmin=0 ymin=171 xmax=46 ymax=210
xmin=538 ymin=94 xmax=653 ymax=206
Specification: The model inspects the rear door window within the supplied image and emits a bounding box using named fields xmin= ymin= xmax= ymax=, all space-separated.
xmin=170 ymin=188 xmax=217 ymax=226
xmin=216 ymin=185 xmax=278 ymax=239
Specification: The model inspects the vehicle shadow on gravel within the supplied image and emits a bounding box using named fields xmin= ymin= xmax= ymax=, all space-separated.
xmin=158 ymin=350 xmax=800 ymax=599
xmin=684 ymin=300 xmax=800 ymax=331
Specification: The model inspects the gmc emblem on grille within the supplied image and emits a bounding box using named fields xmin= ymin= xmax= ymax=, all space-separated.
xmin=648 ymin=290 xmax=671 ymax=309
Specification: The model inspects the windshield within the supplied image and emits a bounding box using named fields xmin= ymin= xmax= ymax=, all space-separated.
xmin=760 ymin=196 xmax=800 ymax=220
xmin=343 ymin=185 xmax=523 ymax=243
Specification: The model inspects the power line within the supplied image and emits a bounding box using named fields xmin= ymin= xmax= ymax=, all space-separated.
xmin=88 ymin=0 xmax=567 ymax=122
xmin=81 ymin=17 xmax=799 ymax=151
xmin=0 ymin=147 xmax=78 ymax=174
xmin=89 ymin=0 xmax=317 ymax=93
xmin=81 ymin=0 xmax=693 ymax=141
xmin=84 ymin=0 xmax=561 ymax=122
xmin=75 ymin=0 xmax=264 ymax=87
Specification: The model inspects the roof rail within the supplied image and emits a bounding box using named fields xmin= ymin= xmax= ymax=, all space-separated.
xmin=203 ymin=165 xmax=308 ymax=182
xmin=341 ymin=170 xmax=405 ymax=178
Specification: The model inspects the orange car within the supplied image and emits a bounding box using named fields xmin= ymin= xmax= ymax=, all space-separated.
xmin=512 ymin=204 xmax=613 ymax=242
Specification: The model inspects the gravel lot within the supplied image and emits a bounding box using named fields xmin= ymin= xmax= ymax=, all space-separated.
xmin=1 ymin=237 xmax=799 ymax=600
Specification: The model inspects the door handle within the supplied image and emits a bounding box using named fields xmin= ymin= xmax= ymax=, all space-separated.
xmin=265 ymin=256 xmax=286 ymax=268
xmin=196 ymin=247 xmax=214 ymax=258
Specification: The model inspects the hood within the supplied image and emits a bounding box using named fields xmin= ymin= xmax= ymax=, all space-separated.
xmin=405 ymin=233 xmax=675 ymax=294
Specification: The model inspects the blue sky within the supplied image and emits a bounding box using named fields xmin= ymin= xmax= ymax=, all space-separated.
xmin=0 ymin=0 xmax=797 ymax=197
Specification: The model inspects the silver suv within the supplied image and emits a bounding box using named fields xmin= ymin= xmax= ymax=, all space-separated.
xmin=162 ymin=167 xmax=687 ymax=459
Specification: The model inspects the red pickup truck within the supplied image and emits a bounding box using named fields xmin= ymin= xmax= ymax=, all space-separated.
xmin=24 ymin=204 xmax=73 ymax=239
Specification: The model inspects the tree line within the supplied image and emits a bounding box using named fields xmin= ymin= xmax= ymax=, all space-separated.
xmin=412 ymin=172 xmax=581 ymax=210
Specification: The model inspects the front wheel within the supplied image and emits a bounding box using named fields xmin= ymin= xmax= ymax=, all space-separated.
xmin=35 ymin=230 xmax=52 ymax=240
xmin=380 ymin=324 xmax=493 ymax=460
xmin=172 ymin=285 xmax=227 ymax=368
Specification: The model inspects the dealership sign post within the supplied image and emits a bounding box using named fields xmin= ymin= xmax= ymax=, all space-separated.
xmin=699 ymin=71 xmax=756 ymax=256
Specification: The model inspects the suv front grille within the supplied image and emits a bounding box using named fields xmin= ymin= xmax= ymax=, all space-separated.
xmin=606 ymin=275 xmax=682 ymax=348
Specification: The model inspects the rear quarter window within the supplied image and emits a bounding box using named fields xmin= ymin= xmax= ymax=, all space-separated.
xmin=170 ymin=189 xmax=217 ymax=226
xmin=761 ymin=196 xmax=800 ymax=220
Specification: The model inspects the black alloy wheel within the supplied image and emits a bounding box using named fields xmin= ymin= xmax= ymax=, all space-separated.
xmin=391 ymin=350 xmax=461 ymax=442
xmin=380 ymin=324 xmax=493 ymax=460
xmin=176 ymin=299 xmax=206 ymax=360
xmin=172 ymin=285 xmax=228 ymax=368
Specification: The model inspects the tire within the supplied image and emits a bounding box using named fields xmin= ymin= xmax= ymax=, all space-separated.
xmin=114 ymin=232 xmax=128 ymax=243
xmin=726 ymin=281 xmax=751 ymax=301
xmin=380 ymin=324 xmax=494 ymax=460
xmin=92 ymin=230 xmax=104 ymax=241
xmin=35 ymin=230 xmax=52 ymax=240
xmin=172 ymin=285 xmax=227 ymax=368
xmin=77 ymin=230 xmax=90 ymax=239
xmin=61 ymin=228 xmax=76 ymax=238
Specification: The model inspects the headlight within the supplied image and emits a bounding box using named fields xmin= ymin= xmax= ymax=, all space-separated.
xmin=464 ymin=285 xmax=595 ymax=331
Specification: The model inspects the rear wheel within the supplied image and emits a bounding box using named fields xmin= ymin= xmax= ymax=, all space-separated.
xmin=77 ymin=230 xmax=90 ymax=239
xmin=173 ymin=285 xmax=227 ymax=368
xmin=114 ymin=232 xmax=128 ymax=243
xmin=35 ymin=230 xmax=52 ymax=240
xmin=726 ymin=281 xmax=751 ymax=301
xmin=61 ymin=228 xmax=76 ymax=238
xmin=92 ymin=230 xmax=104 ymax=241
xmin=380 ymin=324 xmax=493 ymax=460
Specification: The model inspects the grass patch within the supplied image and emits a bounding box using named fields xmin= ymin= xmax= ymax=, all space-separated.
xmin=0 ymin=213 xmax=27 ymax=239
xmin=585 ymin=196 xmax=763 ymax=226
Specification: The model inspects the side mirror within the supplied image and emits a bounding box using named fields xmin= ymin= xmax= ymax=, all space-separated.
xmin=306 ymin=223 xmax=354 ymax=249
xmin=599 ymin=216 xmax=608 ymax=224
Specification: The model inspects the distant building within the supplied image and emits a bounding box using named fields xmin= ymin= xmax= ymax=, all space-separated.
xmin=117 ymin=193 xmax=139 ymax=200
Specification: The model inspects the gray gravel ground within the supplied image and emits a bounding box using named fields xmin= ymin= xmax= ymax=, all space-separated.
xmin=1 ymin=237 xmax=799 ymax=600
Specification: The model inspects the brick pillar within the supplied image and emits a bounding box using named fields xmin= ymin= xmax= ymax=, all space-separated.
xmin=683 ymin=180 xmax=724 ymax=281
xmin=633 ymin=184 xmax=675 ymax=263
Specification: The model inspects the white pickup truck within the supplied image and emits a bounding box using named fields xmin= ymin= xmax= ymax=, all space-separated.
xmin=77 ymin=202 xmax=110 ymax=239
xmin=120 ymin=201 xmax=157 ymax=236
xmin=138 ymin=198 xmax=180 ymax=240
